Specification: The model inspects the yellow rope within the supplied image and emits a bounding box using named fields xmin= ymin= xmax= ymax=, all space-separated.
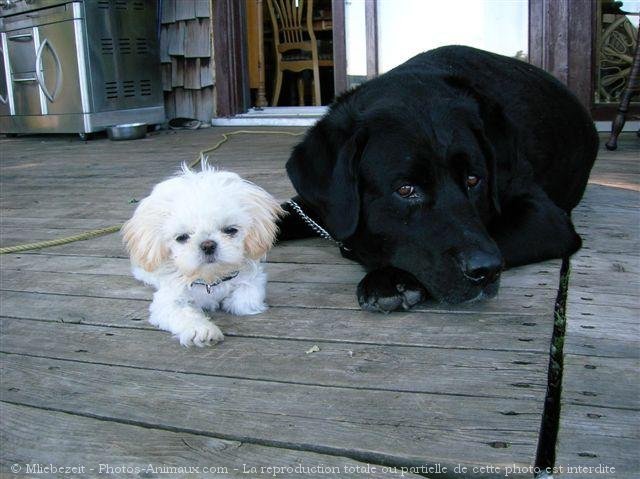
xmin=0 ymin=225 xmax=123 ymax=254
xmin=0 ymin=129 xmax=304 ymax=255
xmin=189 ymin=129 xmax=304 ymax=169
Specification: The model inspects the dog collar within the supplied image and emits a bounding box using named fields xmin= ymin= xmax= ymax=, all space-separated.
xmin=286 ymin=199 xmax=351 ymax=252
xmin=190 ymin=271 xmax=239 ymax=293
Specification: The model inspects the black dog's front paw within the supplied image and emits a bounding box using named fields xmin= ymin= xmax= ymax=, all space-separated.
xmin=357 ymin=267 xmax=426 ymax=313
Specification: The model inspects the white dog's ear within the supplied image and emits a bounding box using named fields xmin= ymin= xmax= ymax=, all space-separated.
xmin=243 ymin=184 xmax=285 ymax=260
xmin=122 ymin=197 xmax=170 ymax=272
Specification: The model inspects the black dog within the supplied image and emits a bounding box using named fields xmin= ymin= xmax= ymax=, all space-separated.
xmin=278 ymin=45 xmax=598 ymax=310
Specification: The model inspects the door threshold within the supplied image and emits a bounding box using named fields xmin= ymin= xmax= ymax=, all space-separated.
xmin=595 ymin=120 xmax=639 ymax=132
xmin=211 ymin=106 xmax=328 ymax=127
xmin=212 ymin=116 xmax=637 ymax=130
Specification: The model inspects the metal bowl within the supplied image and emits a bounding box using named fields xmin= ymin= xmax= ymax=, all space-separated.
xmin=106 ymin=123 xmax=147 ymax=141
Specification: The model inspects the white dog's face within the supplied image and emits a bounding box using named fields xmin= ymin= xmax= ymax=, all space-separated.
xmin=123 ymin=165 xmax=283 ymax=283
xmin=165 ymin=198 xmax=251 ymax=281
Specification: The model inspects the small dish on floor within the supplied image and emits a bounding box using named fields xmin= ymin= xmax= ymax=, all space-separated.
xmin=107 ymin=123 xmax=147 ymax=141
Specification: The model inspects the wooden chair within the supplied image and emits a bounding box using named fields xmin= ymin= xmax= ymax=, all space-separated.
xmin=266 ymin=0 xmax=333 ymax=106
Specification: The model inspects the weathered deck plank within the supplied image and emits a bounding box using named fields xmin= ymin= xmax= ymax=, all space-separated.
xmin=1 ymin=251 xmax=561 ymax=290
xmin=555 ymin=135 xmax=640 ymax=478
xmin=2 ymin=402 xmax=418 ymax=479
xmin=0 ymin=317 xmax=549 ymax=399
xmin=0 ymin=291 xmax=553 ymax=353
xmin=1 ymin=353 xmax=542 ymax=478
xmin=0 ymin=267 xmax=558 ymax=316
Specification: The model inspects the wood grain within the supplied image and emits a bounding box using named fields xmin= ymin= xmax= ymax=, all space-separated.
xmin=555 ymin=140 xmax=640 ymax=475
xmin=0 ymin=354 xmax=543 ymax=478
xmin=0 ymin=317 xmax=550 ymax=400
xmin=2 ymin=403 xmax=408 ymax=479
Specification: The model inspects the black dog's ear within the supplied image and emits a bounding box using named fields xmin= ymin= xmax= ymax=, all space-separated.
xmin=477 ymin=98 xmax=523 ymax=217
xmin=286 ymin=124 xmax=366 ymax=241
xmin=471 ymin=116 xmax=503 ymax=216
xmin=446 ymin=76 xmax=521 ymax=216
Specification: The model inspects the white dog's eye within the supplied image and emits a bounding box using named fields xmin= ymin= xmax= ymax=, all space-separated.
xmin=222 ymin=226 xmax=238 ymax=236
xmin=175 ymin=233 xmax=190 ymax=243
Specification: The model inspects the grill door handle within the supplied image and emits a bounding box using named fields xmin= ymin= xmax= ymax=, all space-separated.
xmin=0 ymin=46 xmax=6 ymax=104
xmin=36 ymin=37 xmax=63 ymax=102
xmin=8 ymin=33 xmax=33 ymax=42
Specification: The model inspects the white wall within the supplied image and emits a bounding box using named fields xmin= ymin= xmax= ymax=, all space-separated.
xmin=345 ymin=0 xmax=529 ymax=77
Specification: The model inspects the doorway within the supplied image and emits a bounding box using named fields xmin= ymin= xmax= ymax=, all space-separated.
xmin=246 ymin=0 xmax=336 ymax=109
xmin=216 ymin=1 xmax=624 ymax=122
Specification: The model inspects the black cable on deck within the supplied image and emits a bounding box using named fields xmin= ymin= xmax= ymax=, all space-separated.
xmin=535 ymin=257 xmax=571 ymax=474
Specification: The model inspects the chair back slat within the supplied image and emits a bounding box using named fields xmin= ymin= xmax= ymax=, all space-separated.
xmin=268 ymin=0 xmax=314 ymax=50
xmin=296 ymin=0 xmax=304 ymax=42
xmin=267 ymin=0 xmax=331 ymax=106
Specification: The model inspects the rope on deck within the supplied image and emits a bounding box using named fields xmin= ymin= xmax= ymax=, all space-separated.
xmin=0 ymin=130 xmax=304 ymax=255
xmin=0 ymin=225 xmax=123 ymax=254
xmin=189 ymin=130 xmax=304 ymax=169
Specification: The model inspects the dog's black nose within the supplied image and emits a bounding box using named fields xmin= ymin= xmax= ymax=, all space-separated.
xmin=200 ymin=240 xmax=217 ymax=255
xmin=458 ymin=251 xmax=503 ymax=285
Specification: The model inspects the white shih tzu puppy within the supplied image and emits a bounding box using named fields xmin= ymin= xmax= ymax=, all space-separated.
xmin=123 ymin=163 xmax=284 ymax=347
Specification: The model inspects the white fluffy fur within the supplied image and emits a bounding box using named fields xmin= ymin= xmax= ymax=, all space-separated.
xmin=122 ymin=163 xmax=284 ymax=347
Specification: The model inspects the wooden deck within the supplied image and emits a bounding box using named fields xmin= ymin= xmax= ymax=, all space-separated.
xmin=555 ymin=139 xmax=639 ymax=478
xmin=0 ymin=128 xmax=637 ymax=478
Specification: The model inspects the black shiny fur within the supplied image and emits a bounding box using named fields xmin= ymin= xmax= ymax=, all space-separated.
xmin=278 ymin=46 xmax=598 ymax=309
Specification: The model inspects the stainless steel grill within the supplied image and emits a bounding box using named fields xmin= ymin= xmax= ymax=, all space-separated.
xmin=0 ymin=0 xmax=165 ymax=136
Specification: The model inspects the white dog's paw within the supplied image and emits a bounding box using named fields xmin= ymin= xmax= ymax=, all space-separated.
xmin=224 ymin=300 xmax=268 ymax=316
xmin=176 ymin=319 xmax=224 ymax=347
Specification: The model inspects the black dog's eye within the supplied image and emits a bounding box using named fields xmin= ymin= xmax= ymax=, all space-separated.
xmin=175 ymin=233 xmax=190 ymax=243
xmin=223 ymin=226 xmax=238 ymax=236
xmin=396 ymin=185 xmax=417 ymax=198
xmin=466 ymin=176 xmax=481 ymax=189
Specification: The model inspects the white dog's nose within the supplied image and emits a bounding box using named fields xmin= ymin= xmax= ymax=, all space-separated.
xmin=200 ymin=240 xmax=217 ymax=255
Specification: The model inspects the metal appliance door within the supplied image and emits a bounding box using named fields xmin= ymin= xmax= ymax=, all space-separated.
xmin=11 ymin=71 xmax=41 ymax=115
xmin=84 ymin=0 xmax=162 ymax=112
xmin=36 ymin=19 xmax=82 ymax=114
xmin=0 ymin=40 xmax=10 ymax=116
xmin=6 ymin=27 xmax=37 ymax=75
xmin=4 ymin=26 xmax=43 ymax=115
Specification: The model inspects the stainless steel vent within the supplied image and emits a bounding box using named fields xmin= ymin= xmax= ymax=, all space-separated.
xmin=140 ymin=79 xmax=152 ymax=96
xmin=136 ymin=38 xmax=149 ymax=54
xmin=118 ymin=38 xmax=131 ymax=54
xmin=105 ymin=81 xmax=118 ymax=99
xmin=101 ymin=38 xmax=114 ymax=54
xmin=122 ymin=80 xmax=135 ymax=97
xmin=97 ymin=0 xmax=145 ymax=11
xmin=102 ymin=38 xmax=150 ymax=56
xmin=105 ymin=80 xmax=154 ymax=100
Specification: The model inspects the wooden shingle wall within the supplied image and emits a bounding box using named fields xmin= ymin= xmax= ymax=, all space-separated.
xmin=160 ymin=0 xmax=216 ymax=121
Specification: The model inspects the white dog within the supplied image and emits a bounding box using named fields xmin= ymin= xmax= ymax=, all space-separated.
xmin=122 ymin=164 xmax=284 ymax=346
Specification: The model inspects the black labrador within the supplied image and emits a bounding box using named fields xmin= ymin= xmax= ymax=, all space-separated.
xmin=278 ymin=45 xmax=598 ymax=311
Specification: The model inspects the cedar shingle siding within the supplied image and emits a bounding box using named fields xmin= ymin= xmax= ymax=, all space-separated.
xmin=160 ymin=0 xmax=215 ymax=121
